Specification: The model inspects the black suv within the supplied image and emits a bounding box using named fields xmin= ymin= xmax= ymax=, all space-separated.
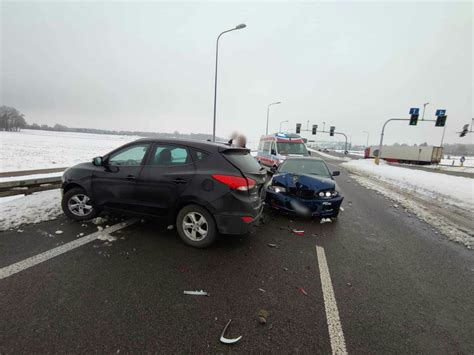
xmin=61 ymin=138 xmax=266 ymax=247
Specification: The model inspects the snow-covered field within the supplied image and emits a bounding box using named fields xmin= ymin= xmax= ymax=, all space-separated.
xmin=309 ymin=149 xmax=351 ymax=161
xmin=343 ymin=159 xmax=474 ymax=210
xmin=441 ymin=156 xmax=474 ymax=168
xmin=0 ymin=129 xmax=143 ymax=172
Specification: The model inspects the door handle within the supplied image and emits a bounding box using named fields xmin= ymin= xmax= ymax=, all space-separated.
xmin=173 ymin=178 xmax=187 ymax=184
xmin=126 ymin=175 xmax=136 ymax=181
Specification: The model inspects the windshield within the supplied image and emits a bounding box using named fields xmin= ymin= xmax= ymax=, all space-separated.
xmin=279 ymin=159 xmax=331 ymax=177
xmin=276 ymin=142 xmax=308 ymax=155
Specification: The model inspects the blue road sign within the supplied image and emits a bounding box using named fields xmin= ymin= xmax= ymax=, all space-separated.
xmin=435 ymin=109 xmax=446 ymax=116
xmin=409 ymin=108 xmax=420 ymax=115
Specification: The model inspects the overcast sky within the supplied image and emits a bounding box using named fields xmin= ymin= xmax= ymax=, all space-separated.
xmin=1 ymin=1 xmax=472 ymax=146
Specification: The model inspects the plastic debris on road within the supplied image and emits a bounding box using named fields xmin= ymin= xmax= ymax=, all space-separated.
xmin=257 ymin=309 xmax=269 ymax=324
xmin=267 ymin=243 xmax=278 ymax=248
xmin=167 ymin=225 xmax=174 ymax=230
xmin=320 ymin=218 xmax=332 ymax=224
xmin=292 ymin=229 xmax=305 ymax=236
xmin=55 ymin=230 xmax=63 ymax=235
xmin=220 ymin=319 xmax=242 ymax=344
xmin=92 ymin=217 xmax=106 ymax=225
xmin=340 ymin=207 xmax=344 ymax=212
xmin=183 ymin=290 xmax=209 ymax=296
xmin=298 ymin=287 xmax=308 ymax=296
xmin=97 ymin=234 xmax=117 ymax=242
xmin=258 ymin=288 xmax=266 ymax=292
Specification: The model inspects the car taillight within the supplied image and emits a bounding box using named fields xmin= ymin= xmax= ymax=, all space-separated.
xmin=211 ymin=174 xmax=256 ymax=191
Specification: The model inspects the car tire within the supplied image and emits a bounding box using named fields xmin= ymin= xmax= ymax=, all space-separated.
xmin=61 ymin=187 xmax=99 ymax=221
xmin=176 ymin=204 xmax=217 ymax=248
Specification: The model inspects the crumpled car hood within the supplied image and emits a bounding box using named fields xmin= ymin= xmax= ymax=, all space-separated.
xmin=272 ymin=173 xmax=336 ymax=192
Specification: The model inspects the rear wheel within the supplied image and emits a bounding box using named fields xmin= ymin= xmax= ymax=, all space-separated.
xmin=62 ymin=187 xmax=99 ymax=221
xmin=176 ymin=204 xmax=217 ymax=248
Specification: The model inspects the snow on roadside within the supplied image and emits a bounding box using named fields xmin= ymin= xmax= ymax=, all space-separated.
xmin=309 ymin=149 xmax=351 ymax=161
xmin=343 ymin=159 xmax=474 ymax=210
xmin=350 ymin=174 xmax=474 ymax=249
xmin=0 ymin=190 xmax=62 ymax=231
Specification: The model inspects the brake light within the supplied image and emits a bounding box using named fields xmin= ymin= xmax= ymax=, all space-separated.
xmin=241 ymin=216 xmax=253 ymax=223
xmin=211 ymin=174 xmax=256 ymax=191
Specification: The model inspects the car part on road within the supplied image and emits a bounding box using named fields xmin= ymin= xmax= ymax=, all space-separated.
xmin=292 ymin=229 xmax=305 ymax=236
xmin=183 ymin=290 xmax=209 ymax=296
xmin=267 ymin=243 xmax=277 ymax=248
xmin=257 ymin=309 xmax=269 ymax=324
xmin=298 ymin=287 xmax=308 ymax=296
xmin=320 ymin=218 xmax=333 ymax=224
xmin=220 ymin=319 xmax=242 ymax=344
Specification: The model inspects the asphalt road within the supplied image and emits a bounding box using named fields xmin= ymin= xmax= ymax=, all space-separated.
xmin=1 ymin=158 xmax=473 ymax=353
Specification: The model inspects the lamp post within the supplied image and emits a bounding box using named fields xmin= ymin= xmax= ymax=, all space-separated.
xmin=421 ymin=102 xmax=429 ymax=121
xmin=265 ymin=101 xmax=281 ymax=135
xmin=362 ymin=130 xmax=370 ymax=147
xmin=279 ymin=120 xmax=289 ymax=132
xmin=212 ymin=23 xmax=246 ymax=142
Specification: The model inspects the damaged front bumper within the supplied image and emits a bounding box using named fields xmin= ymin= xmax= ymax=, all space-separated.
xmin=265 ymin=188 xmax=343 ymax=218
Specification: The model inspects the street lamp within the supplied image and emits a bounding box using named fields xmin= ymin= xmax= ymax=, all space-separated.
xmin=266 ymin=101 xmax=281 ymax=135
xmin=362 ymin=130 xmax=370 ymax=147
xmin=421 ymin=102 xmax=429 ymax=121
xmin=212 ymin=23 xmax=247 ymax=142
xmin=279 ymin=120 xmax=289 ymax=132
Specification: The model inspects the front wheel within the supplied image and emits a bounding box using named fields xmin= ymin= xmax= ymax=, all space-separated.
xmin=61 ymin=187 xmax=99 ymax=221
xmin=176 ymin=204 xmax=217 ymax=248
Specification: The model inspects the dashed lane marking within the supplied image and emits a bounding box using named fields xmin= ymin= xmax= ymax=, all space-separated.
xmin=0 ymin=218 xmax=138 ymax=280
xmin=316 ymin=245 xmax=348 ymax=355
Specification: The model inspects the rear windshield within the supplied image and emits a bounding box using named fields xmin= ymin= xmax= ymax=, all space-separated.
xmin=277 ymin=142 xmax=308 ymax=155
xmin=224 ymin=151 xmax=262 ymax=173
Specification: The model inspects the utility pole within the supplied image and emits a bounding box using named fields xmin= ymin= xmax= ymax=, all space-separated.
xmin=421 ymin=102 xmax=429 ymax=121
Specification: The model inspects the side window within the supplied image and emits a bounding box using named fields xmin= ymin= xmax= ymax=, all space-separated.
xmin=271 ymin=142 xmax=276 ymax=155
xmin=191 ymin=148 xmax=210 ymax=162
xmin=258 ymin=141 xmax=263 ymax=150
xmin=263 ymin=141 xmax=271 ymax=152
xmin=108 ymin=144 xmax=149 ymax=166
xmin=149 ymin=144 xmax=190 ymax=166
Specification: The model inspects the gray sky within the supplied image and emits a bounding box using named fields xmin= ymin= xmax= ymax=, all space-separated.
xmin=1 ymin=1 xmax=472 ymax=146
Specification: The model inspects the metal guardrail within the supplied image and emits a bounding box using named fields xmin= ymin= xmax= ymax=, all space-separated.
xmin=0 ymin=174 xmax=63 ymax=198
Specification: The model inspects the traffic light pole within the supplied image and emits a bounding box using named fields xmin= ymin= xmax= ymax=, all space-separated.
xmin=375 ymin=118 xmax=436 ymax=165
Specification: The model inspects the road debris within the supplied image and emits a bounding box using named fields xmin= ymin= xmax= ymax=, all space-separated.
xmin=179 ymin=266 xmax=190 ymax=273
xmin=320 ymin=218 xmax=332 ymax=224
xmin=258 ymin=288 xmax=266 ymax=293
xmin=167 ymin=225 xmax=174 ymax=230
xmin=312 ymin=233 xmax=318 ymax=237
xmin=92 ymin=217 xmax=106 ymax=225
xmin=298 ymin=287 xmax=308 ymax=296
xmin=17 ymin=229 xmax=24 ymax=233
xmin=257 ymin=309 xmax=269 ymax=324
xmin=340 ymin=207 xmax=345 ymax=212
xmin=283 ymin=267 xmax=288 ymax=271
xmin=346 ymin=282 xmax=352 ymax=287
xmin=267 ymin=243 xmax=278 ymax=248
xmin=97 ymin=226 xmax=104 ymax=231
xmin=183 ymin=290 xmax=209 ymax=296
xmin=220 ymin=319 xmax=242 ymax=344
xmin=55 ymin=230 xmax=63 ymax=235
xmin=97 ymin=234 xmax=117 ymax=242
xmin=292 ymin=229 xmax=305 ymax=236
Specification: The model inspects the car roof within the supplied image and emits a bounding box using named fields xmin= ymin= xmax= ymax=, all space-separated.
xmin=129 ymin=137 xmax=247 ymax=153
xmin=283 ymin=156 xmax=324 ymax=162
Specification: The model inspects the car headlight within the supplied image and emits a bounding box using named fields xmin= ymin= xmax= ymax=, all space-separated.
xmin=318 ymin=190 xmax=338 ymax=198
xmin=272 ymin=186 xmax=286 ymax=193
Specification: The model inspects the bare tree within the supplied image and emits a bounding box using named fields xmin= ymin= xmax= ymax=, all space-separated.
xmin=0 ymin=106 xmax=27 ymax=131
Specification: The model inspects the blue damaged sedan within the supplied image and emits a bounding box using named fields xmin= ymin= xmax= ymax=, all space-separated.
xmin=265 ymin=157 xmax=343 ymax=218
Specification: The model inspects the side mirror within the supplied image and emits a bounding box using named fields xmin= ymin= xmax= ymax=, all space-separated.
xmin=92 ymin=156 xmax=104 ymax=166
xmin=270 ymin=166 xmax=278 ymax=174
xmin=332 ymin=171 xmax=340 ymax=177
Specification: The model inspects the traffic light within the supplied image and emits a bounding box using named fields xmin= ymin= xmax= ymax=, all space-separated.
xmin=329 ymin=126 xmax=335 ymax=136
xmin=435 ymin=115 xmax=447 ymax=127
xmin=409 ymin=114 xmax=418 ymax=126
xmin=459 ymin=124 xmax=469 ymax=137
xmin=312 ymin=125 xmax=317 ymax=135
xmin=296 ymin=123 xmax=301 ymax=134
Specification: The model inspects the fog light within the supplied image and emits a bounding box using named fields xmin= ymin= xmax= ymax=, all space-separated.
xmin=241 ymin=216 xmax=253 ymax=223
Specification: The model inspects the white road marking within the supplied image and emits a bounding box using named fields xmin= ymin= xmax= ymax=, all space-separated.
xmin=0 ymin=218 xmax=138 ymax=280
xmin=316 ymin=245 xmax=348 ymax=355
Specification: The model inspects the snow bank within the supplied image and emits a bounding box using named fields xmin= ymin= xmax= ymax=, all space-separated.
xmin=343 ymin=159 xmax=474 ymax=210
xmin=0 ymin=190 xmax=62 ymax=230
